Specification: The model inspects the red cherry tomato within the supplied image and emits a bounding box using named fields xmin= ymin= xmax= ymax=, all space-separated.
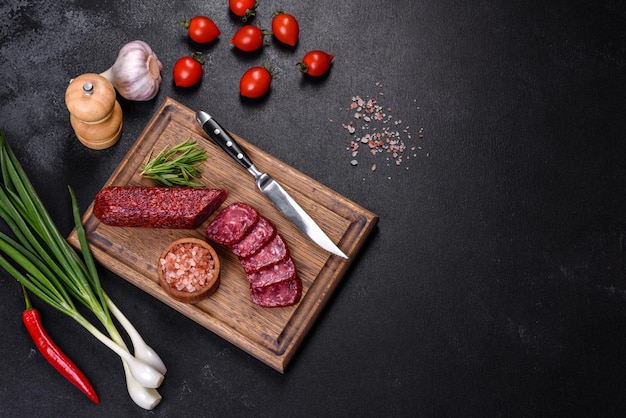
xmin=231 ymin=25 xmax=266 ymax=52
xmin=179 ymin=16 xmax=220 ymax=44
xmin=229 ymin=0 xmax=257 ymax=21
xmin=173 ymin=53 xmax=204 ymax=87
xmin=271 ymin=11 xmax=299 ymax=47
xmin=239 ymin=64 xmax=273 ymax=98
xmin=297 ymin=50 xmax=334 ymax=77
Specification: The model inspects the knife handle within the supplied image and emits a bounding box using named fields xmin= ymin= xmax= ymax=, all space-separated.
xmin=197 ymin=112 xmax=253 ymax=171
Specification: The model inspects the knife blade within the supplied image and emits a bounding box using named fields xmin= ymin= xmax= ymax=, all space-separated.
xmin=196 ymin=110 xmax=348 ymax=259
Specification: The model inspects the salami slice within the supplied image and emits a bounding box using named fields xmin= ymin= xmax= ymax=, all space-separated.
xmin=206 ymin=202 xmax=259 ymax=245
xmin=239 ymin=234 xmax=289 ymax=274
xmin=229 ymin=216 xmax=276 ymax=258
xmin=250 ymin=276 xmax=302 ymax=308
xmin=247 ymin=257 xmax=296 ymax=288
xmin=93 ymin=186 xmax=228 ymax=229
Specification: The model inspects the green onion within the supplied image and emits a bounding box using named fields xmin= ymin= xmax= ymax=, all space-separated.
xmin=140 ymin=139 xmax=208 ymax=187
xmin=0 ymin=130 xmax=165 ymax=409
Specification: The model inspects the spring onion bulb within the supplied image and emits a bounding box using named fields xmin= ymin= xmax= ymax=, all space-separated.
xmin=73 ymin=316 xmax=164 ymax=388
xmin=122 ymin=361 xmax=162 ymax=410
xmin=103 ymin=306 xmax=163 ymax=409
xmin=106 ymin=296 xmax=167 ymax=375
xmin=0 ymin=130 xmax=166 ymax=409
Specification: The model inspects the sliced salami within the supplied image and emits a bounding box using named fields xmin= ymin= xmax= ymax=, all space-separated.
xmin=247 ymin=257 xmax=296 ymax=288
xmin=250 ymin=276 xmax=302 ymax=308
xmin=229 ymin=216 xmax=276 ymax=258
xmin=93 ymin=186 xmax=228 ymax=229
xmin=239 ymin=234 xmax=289 ymax=274
xmin=206 ymin=202 xmax=259 ymax=245
xmin=205 ymin=202 xmax=302 ymax=308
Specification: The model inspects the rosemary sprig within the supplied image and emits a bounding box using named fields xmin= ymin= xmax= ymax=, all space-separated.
xmin=140 ymin=139 xmax=208 ymax=187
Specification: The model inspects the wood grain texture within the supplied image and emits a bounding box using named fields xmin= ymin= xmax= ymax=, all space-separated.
xmin=67 ymin=97 xmax=378 ymax=372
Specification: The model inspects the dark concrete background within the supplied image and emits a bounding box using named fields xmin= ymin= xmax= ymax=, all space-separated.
xmin=1 ymin=0 xmax=626 ymax=416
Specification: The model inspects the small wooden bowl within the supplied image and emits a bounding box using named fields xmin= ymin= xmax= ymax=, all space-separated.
xmin=158 ymin=238 xmax=220 ymax=304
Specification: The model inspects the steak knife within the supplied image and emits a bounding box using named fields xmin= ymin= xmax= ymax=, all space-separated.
xmin=196 ymin=111 xmax=348 ymax=259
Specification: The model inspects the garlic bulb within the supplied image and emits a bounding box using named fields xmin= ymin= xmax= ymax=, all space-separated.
xmin=101 ymin=40 xmax=163 ymax=101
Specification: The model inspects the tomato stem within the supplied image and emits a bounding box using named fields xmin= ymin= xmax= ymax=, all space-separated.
xmin=263 ymin=60 xmax=276 ymax=78
xmin=190 ymin=52 xmax=205 ymax=65
xmin=242 ymin=2 xmax=258 ymax=22
xmin=176 ymin=19 xmax=191 ymax=29
xmin=296 ymin=62 xmax=309 ymax=74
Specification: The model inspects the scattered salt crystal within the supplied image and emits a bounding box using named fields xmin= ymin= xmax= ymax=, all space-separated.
xmin=340 ymin=83 xmax=425 ymax=172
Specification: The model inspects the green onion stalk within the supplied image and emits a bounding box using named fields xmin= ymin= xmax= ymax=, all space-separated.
xmin=0 ymin=130 xmax=166 ymax=410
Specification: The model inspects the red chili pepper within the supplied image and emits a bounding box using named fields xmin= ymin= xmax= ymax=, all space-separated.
xmin=21 ymin=287 xmax=99 ymax=404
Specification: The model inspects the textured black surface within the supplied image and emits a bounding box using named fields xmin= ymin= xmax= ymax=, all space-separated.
xmin=1 ymin=0 xmax=626 ymax=416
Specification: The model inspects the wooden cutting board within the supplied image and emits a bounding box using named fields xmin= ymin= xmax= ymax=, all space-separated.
xmin=67 ymin=97 xmax=378 ymax=373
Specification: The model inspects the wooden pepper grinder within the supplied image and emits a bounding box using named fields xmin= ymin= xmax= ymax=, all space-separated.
xmin=65 ymin=73 xmax=123 ymax=150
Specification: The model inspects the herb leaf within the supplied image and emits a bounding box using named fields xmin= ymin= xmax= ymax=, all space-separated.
xmin=140 ymin=139 xmax=208 ymax=187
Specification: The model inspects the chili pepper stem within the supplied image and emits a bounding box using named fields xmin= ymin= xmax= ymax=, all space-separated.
xmin=22 ymin=284 xmax=32 ymax=310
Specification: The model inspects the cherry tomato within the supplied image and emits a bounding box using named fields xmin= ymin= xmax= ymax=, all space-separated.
xmin=179 ymin=16 xmax=220 ymax=44
xmin=239 ymin=64 xmax=273 ymax=98
xmin=271 ymin=11 xmax=299 ymax=47
xmin=173 ymin=53 xmax=204 ymax=87
xmin=229 ymin=0 xmax=257 ymax=21
xmin=231 ymin=25 xmax=266 ymax=52
xmin=297 ymin=50 xmax=334 ymax=77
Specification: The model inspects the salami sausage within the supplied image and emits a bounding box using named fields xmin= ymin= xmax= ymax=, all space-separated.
xmin=230 ymin=216 xmax=276 ymax=258
xmin=205 ymin=202 xmax=259 ymax=245
xmin=93 ymin=186 xmax=227 ymax=229
xmin=239 ymin=234 xmax=289 ymax=274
